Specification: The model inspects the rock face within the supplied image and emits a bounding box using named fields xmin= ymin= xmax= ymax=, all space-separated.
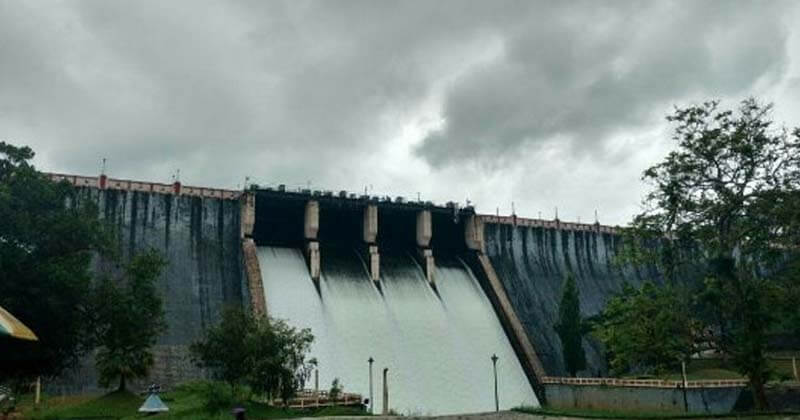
xmin=484 ymin=222 xmax=662 ymax=376
xmin=51 ymin=187 xmax=246 ymax=394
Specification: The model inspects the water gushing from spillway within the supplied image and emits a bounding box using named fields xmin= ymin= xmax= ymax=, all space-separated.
xmin=257 ymin=246 xmax=538 ymax=415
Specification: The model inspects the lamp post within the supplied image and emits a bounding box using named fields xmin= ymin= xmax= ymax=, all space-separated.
xmin=368 ymin=357 xmax=374 ymax=414
xmin=311 ymin=359 xmax=319 ymax=392
xmin=382 ymin=368 xmax=389 ymax=415
xmin=491 ymin=354 xmax=499 ymax=412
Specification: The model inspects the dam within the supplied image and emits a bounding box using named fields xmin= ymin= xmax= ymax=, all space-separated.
xmin=45 ymin=173 xmax=660 ymax=414
xmin=258 ymin=248 xmax=535 ymax=414
xmin=251 ymin=188 xmax=538 ymax=413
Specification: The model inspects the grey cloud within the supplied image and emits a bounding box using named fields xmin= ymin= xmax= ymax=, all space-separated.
xmin=0 ymin=0 xmax=797 ymax=224
xmin=416 ymin=1 xmax=793 ymax=166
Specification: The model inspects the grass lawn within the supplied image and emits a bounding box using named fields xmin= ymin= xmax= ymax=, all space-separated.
xmin=629 ymin=358 xmax=798 ymax=382
xmin=17 ymin=382 xmax=369 ymax=420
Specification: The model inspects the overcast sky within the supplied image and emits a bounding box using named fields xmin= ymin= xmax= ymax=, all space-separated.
xmin=2 ymin=1 xmax=799 ymax=225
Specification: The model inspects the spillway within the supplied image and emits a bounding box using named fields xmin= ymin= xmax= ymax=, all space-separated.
xmin=257 ymin=246 xmax=538 ymax=415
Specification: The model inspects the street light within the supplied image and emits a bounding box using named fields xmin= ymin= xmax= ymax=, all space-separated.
xmin=310 ymin=358 xmax=319 ymax=392
xmin=368 ymin=357 xmax=374 ymax=414
xmin=491 ymin=354 xmax=499 ymax=412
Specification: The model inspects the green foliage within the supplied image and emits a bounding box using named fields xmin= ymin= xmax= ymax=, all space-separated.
xmin=0 ymin=141 xmax=108 ymax=378
xmin=554 ymin=273 xmax=586 ymax=376
xmin=622 ymin=99 xmax=800 ymax=409
xmin=22 ymin=381 xmax=369 ymax=420
xmin=190 ymin=307 xmax=314 ymax=403
xmin=190 ymin=307 xmax=253 ymax=397
xmin=202 ymin=381 xmax=248 ymax=411
xmin=248 ymin=317 xmax=315 ymax=402
xmin=592 ymin=282 xmax=695 ymax=376
xmin=93 ymin=249 xmax=167 ymax=391
xmin=328 ymin=378 xmax=342 ymax=402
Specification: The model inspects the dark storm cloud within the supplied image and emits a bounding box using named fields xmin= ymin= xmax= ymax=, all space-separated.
xmin=0 ymin=0 xmax=797 ymax=223
xmin=0 ymin=1 xmax=502 ymax=186
xmin=416 ymin=1 xmax=792 ymax=166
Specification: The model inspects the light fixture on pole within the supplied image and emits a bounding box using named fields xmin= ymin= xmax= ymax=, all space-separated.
xmin=491 ymin=353 xmax=499 ymax=412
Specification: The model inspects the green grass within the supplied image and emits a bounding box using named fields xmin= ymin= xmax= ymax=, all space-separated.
xmin=627 ymin=358 xmax=798 ymax=382
xmin=18 ymin=382 xmax=370 ymax=420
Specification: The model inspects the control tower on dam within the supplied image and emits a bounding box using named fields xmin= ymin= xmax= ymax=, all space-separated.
xmin=45 ymin=172 xmax=665 ymax=412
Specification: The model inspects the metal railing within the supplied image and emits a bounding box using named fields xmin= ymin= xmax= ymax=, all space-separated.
xmin=541 ymin=376 xmax=749 ymax=388
xmin=273 ymin=389 xmax=363 ymax=409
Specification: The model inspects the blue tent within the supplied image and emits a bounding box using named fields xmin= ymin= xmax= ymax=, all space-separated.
xmin=138 ymin=393 xmax=169 ymax=413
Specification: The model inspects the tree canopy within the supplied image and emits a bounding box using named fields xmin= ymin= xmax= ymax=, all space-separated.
xmin=592 ymin=282 xmax=695 ymax=377
xmin=190 ymin=307 xmax=314 ymax=402
xmin=0 ymin=142 xmax=108 ymax=378
xmin=621 ymin=99 xmax=800 ymax=408
xmin=554 ymin=272 xmax=586 ymax=377
xmin=93 ymin=249 xmax=167 ymax=391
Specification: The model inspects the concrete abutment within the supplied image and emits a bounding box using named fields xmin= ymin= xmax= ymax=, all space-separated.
xmin=305 ymin=200 xmax=321 ymax=281
xmin=416 ymin=210 xmax=435 ymax=286
xmin=363 ymin=204 xmax=380 ymax=282
xmin=241 ymin=192 xmax=266 ymax=317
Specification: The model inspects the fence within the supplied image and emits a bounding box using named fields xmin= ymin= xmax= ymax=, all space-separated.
xmin=273 ymin=389 xmax=363 ymax=409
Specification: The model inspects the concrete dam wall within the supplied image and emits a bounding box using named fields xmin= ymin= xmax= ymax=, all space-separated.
xmin=482 ymin=217 xmax=660 ymax=377
xmin=45 ymin=172 xmax=680 ymax=410
xmin=48 ymin=174 xmax=247 ymax=393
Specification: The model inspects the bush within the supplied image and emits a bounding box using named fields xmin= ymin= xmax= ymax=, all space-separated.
xmin=203 ymin=381 xmax=237 ymax=411
xmin=329 ymin=378 xmax=342 ymax=402
xmin=191 ymin=307 xmax=314 ymax=404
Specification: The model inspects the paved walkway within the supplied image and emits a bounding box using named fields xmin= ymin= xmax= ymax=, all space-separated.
xmin=297 ymin=411 xmax=535 ymax=420
xmin=300 ymin=410 xmax=800 ymax=420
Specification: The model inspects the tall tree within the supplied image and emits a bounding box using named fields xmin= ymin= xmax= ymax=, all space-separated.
xmin=627 ymin=99 xmax=800 ymax=408
xmin=592 ymin=282 xmax=695 ymax=376
xmin=0 ymin=142 xmax=107 ymax=379
xmin=554 ymin=273 xmax=586 ymax=376
xmin=190 ymin=307 xmax=254 ymax=397
xmin=191 ymin=307 xmax=314 ymax=402
xmin=93 ymin=249 xmax=167 ymax=392
xmin=247 ymin=317 xmax=314 ymax=403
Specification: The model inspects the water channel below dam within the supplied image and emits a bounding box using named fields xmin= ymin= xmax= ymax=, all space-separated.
xmin=257 ymin=246 xmax=538 ymax=415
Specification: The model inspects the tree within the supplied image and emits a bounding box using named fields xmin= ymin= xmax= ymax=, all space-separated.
xmin=554 ymin=273 xmax=586 ymax=376
xmin=93 ymin=249 xmax=167 ymax=392
xmin=592 ymin=282 xmax=695 ymax=376
xmin=190 ymin=307 xmax=254 ymax=397
xmin=328 ymin=378 xmax=342 ymax=403
xmin=626 ymin=99 xmax=800 ymax=408
xmin=0 ymin=142 xmax=108 ymax=379
xmin=191 ymin=307 xmax=314 ymax=403
xmin=246 ymin=317 xmax=314 ymax=403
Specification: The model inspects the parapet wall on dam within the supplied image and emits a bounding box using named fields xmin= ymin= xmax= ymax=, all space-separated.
xmin=45 ymin=172 xmax=668 ymax=398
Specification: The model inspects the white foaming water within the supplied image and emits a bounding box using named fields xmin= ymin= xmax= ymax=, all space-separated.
xmin=257 ymin=246 xmax=538 ymax=415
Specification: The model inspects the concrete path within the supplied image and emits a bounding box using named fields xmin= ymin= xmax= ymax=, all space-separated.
xmin=299 ymin=410 xmax=800 ymax=420
xmin=297 ymin=411 xmax=534 ymax=420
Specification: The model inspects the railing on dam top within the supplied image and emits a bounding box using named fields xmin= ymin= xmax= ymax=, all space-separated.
xmin=45 ymin=171 xmax=626 ymax=230
xmin=541 ymin=376 xmax=748 ymax=389
xmin=480 ymin=215 xmax=620 ymax=234
xmin=46 ymin=172 xmax=242 ymax=200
